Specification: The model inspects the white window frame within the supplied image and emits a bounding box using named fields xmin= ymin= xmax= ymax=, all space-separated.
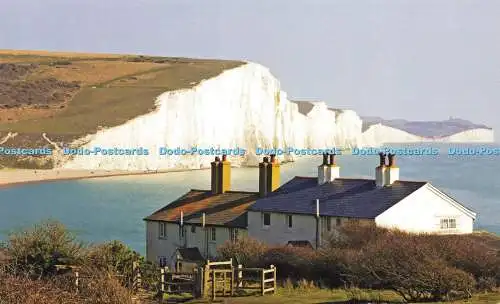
xmin=262 ymin=212 xmax=271 ymax=228
xmin=231 ymin=228 xmax=239 ymax=242
xmin=159 ymin=222 xmax=167 ymax=239
xmin=440 ymin=218 xmax=457 ymax=229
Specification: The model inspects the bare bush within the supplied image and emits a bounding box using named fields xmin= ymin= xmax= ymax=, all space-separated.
xmin=0 ymin=268 xmax=133 ymax=304
xmin=0 ymin=272 xmax=79 ymax=304
xmin=217 ymin=236 xmax=267 ymax=266
xmin=219 ymin=225 xmax=500 ymax=302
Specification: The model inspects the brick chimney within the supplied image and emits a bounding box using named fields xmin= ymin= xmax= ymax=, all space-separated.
xmin=211 ymin=155 xmax=231 ymax=194
xmin=384 ymin=153 xmax=399 ymax=185
xmin=375 ymin=152 xmax=386 ymax=187
xmin=259 ymin=154 xmax=280 ymax=197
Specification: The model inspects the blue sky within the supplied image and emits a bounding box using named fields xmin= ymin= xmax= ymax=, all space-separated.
xmin=1 ymin=0 xmax=499 ymax=138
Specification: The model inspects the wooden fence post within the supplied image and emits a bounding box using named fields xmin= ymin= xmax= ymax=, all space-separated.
xmin=237 ymin=264 xmax=243 ymax=288
xmin=271 ymin=265 xmax=276 ymax=294
xmin=261 ymin=269 xmax=265 ymax=296
xmin=160 ymin=268 xmax=165 ymax=293
xmin=211 ymin=270 xmax=216 ymax=300
xmin=230 ymin=265 xmax=234 ymax=296
xmin=203 ymin=265 xmax=209 ymax=298
xmin=75 ymin=271 xmax=79 ymax=293
xmin=165 ymin=267 xmax=171 ymax=293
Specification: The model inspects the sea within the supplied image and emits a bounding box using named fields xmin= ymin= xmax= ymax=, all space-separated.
xmin=0 ymin=143 xmax=499 ymax=255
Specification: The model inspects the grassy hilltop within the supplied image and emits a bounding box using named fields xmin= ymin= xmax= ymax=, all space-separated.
xmin=0 ymin=50 xmax=243 ymax=168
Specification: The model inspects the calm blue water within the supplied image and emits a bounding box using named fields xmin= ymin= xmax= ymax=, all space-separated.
xmin=1 ymin=144 xmax=499 ymax=254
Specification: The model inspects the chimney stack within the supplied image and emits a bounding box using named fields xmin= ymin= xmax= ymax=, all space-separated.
xmin=211 ymin=155 xmax=231 ymax=194
xmin=375 ymin=152 xmax=386 ymax=187
xmin=318 ymin=153 xmax=340 ymax=185
xmin=259 ymin=157 xmax=270 ymax=197
xmin=328 ymin=153 xmax=340 ymax=180
xmin=259 ymin=154 xmax=280 ymax=197
xmin=221 ymin=154 xmax=231 ymax=192
xmin=384 ymin=153 xmax=399 ymax=185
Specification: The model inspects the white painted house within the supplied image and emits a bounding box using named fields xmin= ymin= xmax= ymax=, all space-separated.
xmin=144 ymin=153 xmax=477 ymax=265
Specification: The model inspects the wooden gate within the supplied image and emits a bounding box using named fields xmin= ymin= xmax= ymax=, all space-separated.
xmin=202 ymin=259 xmax=234 ymax=300
xmin=234 ymin=265 xmax=277 ymax=296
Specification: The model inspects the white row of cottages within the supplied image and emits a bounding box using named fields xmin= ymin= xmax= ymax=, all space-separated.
xmin=144 ymin=153 xmax=477 ymax=268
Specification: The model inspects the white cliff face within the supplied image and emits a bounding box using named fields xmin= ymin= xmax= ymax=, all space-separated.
xmin=59 ymin=62 xmax=494 ymax=171
xmin=434 ymin=128 xmax=495 ymax=143
xmin=334 ymin=110 xmax=362 ymax=148
xmin=361 ymin=123 xmax=494 ymax=146
xmin=61 ymin=63 xmax=363 ymax=170
xmin=361 ymin=124 xmax=423 ymax=146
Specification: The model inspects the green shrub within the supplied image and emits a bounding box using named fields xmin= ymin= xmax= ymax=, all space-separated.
xmin=85 ymin=240 xmax=141 ymax=288
xmin=6 ymin=220 xmax=84 ymax=278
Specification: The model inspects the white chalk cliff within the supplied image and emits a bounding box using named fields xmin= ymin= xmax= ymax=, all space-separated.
xmin=60 ymin=62 xmax=493 ymax=170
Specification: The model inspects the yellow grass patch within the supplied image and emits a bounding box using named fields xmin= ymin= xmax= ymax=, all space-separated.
xmin=27 ymin=60 xmax=169 ymax=86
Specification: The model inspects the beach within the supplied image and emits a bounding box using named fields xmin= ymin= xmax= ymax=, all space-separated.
xmin=0 ymin=168 xmax=173 ymax=187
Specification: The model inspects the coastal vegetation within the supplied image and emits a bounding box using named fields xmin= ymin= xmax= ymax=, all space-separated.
xmin=0 ymin=220 xmax=499 ymax=303
xmin=218 ymin=223 xmax=500 ymax=302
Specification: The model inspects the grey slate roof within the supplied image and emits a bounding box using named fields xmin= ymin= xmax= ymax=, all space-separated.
xmin=248 ymin=177 xmax=427 ymax=219
xmin=176 ymin=247 xmax=205 ymax=262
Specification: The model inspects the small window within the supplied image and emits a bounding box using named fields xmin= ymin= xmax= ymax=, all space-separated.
xmin=158 ymin=256 xmax=167 ymax=267
xmin=263 ymin=213 xmax=271 ymax=227
xmin=336 ymin=218 xmax=342 ymax=226
xmin=159 ymin=222 xmax=167 ymax=239
xmin=211 ymin=227 xmax=216 ymax=241
xmin=231 ymin=228 xmax=239 ymax=242
xmin=286 ymin=215 xmax=293 ymax=228
xmin=326 ymin=217 xmax=331 ymax=231
xmin=191 ymin=225 xmax=196 ymax=233
xmin=440 ymin=218 xmax=457 ymax=229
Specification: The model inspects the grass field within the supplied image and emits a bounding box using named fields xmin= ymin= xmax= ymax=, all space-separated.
xmin=0 ymin=50 xmax=243 ymax=134
xmin=0 ymin=50 xmax=244 ymax=168
xmin=176 ymin=287 xmax=500 ymax=304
